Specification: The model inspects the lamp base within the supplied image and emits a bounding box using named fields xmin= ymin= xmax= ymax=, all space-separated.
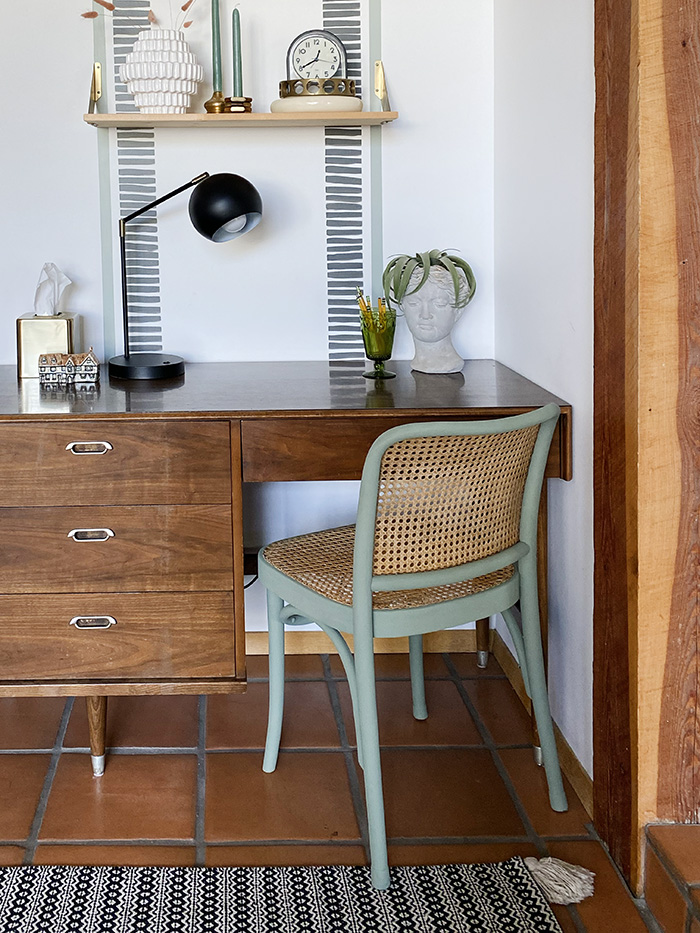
xmin=108 ymin=353 xmax=185 ymax=380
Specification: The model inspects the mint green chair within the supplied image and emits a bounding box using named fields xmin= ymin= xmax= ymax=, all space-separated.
xmin=258 ymin=405 xmax=567 ymax=889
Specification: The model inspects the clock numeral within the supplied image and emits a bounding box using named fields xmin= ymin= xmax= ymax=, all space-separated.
xmin=305 ymin=40 xmax=310 ymax=47
xmin=314 ymin=38 xmax=320 ymax=45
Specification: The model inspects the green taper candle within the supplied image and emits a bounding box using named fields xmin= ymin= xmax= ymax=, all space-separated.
xmin=211 ymin=0 xmax=222 ymax=93
xmin=232 ymin=7 xmax=243 ymax=98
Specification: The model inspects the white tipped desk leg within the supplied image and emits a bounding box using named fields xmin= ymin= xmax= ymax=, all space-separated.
xmin=86 ymin=696 xmax=107 ymax=777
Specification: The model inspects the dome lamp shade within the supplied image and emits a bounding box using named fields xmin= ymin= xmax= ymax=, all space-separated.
xmin=189 ymin=172 xmax=263 ymax=243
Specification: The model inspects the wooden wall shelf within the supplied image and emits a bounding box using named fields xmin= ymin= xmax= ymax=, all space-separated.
xmin=84 ymin=111 xmax=398 ymax=129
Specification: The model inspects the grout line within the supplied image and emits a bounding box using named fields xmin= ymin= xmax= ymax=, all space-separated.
xmin=205 ymin=839 xmax=364 ymax=848
xmin=321 ymin=653 xmax=370 ymax=859
xmin=194 ymin=696 xmax=207 ymax=866
xmin=23 ymin=697 xmax=75 ymax=865
xmin=204 ymin=742 xmax=521 ymax=754
xmin=32 ymin=839 xmax=198 ymax=848
xmin=60 ymin=747 xmax=198 ymax=755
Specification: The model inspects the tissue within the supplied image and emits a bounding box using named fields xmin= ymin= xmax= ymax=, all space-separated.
xmin=34 ymin=263 xmax=72 ymax=317
xmin=16 ymin=263 xmax=76 ymax=378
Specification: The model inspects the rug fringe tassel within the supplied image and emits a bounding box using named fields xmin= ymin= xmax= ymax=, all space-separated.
xmin=524 ymin=857 xmax=595 ymax=905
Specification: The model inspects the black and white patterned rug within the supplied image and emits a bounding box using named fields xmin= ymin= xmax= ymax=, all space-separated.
xmin=0 ymin=858 xmax=563 ymax=932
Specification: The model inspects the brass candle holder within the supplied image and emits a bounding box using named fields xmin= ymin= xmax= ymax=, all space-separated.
xmin=204 ymin=90 xmax=227 ymax=113
xmin=224 ymin=96 xmax=253 ymax=113
xmin=204 ymin=93 xmax=253 ymax=114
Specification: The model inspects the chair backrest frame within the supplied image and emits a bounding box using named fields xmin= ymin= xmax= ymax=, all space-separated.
xmin=351 ymin=404 xmax=560 ymax=615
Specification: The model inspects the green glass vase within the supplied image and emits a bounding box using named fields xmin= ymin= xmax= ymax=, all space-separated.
xmin=360 ymin=307 xmax=396 ymax=379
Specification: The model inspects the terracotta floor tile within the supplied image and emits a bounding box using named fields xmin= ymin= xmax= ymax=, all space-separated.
xmin=549 ymin=840 xmax=650 ymax=933
xmin=0 ymin=755 xmax=50 ymax=839
xmin=648 ymin=824 xmax=700 ymax=885
xmin=449 ymin=653 xmax=507 ymax=679
xmin=207 ymin=683 xmax=340 ymax=750
xmin=462 ymin=679 xmax=532 ymax=745
xmin=205 ymin=752 xmax=360 ymax=842
xmin=387 ymin=842 xmax=539 ymax=865
xmin=549 ymin=904 xmax=578 ymax=932
xmin=246 ymin=655 xmax=325 ymax=680
xmin=40 ymin=754 xmax=197 ymax=841
xmin=0 ymin=698 xmax=66 ymax=750
xmin=499 ymin=747 xmax=591 ymax=837
xmin=338 ymin=681 xmax=482 ymax=747
xmin=644 ymin=844 xmax=688 ymax=933
xmin=0 ymin=847 xmax=24 ymax=866
xmin=34 ymin=845 xmax=196 ymax=866
xmin=63 ymin=696 xmax=199 ymax=749
xmin=691 ymin=886 xmax=700 ymax=912
xmin=330 ymin=653 xmax=450 ymax=681
xmin=380 ymin=748 xmax=526 ymax=839
xmin=691 ymin=917 xmax=700 ymax=933
xmin=206 ymin=845 xmax=367 ymax=866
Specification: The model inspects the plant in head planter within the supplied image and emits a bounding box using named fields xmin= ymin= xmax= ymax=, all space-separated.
xmin=383 ymin=249 xmax=477 ymax=374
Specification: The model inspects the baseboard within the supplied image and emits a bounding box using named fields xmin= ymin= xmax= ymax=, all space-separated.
xmin=245 ymin=629 xmax=477 ymax=656
xmin=492 ymin=631 xmax=594 ymax=817
xmin=244 ymin=626 xmax=593 ymax=817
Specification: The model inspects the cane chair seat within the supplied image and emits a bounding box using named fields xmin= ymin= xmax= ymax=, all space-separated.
xmin=262 ymin=524 xmax=515 ymax=611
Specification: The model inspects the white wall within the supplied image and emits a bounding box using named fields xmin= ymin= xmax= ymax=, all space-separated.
xmin=0 ymin=0 xmax=104 ymax=357
xmin=494 ymin=2 xmax=595 ymax=774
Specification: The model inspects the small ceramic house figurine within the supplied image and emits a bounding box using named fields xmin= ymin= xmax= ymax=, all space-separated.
xmin=38 ymin=348 xmax=100 ymax=387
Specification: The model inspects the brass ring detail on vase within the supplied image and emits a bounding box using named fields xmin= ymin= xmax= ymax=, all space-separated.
xmin=279 ymin=78 xmax=357 ymax=99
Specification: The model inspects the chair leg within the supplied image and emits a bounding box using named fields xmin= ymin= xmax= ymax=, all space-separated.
xmin=262 ymin=591 xmax=285 ymax=773
xmin=354 ymin=636 xmax=390 ymax=890
xmin=476 ymin=617 xmax=490 ymax=668
xmin=317 ymin=622 xmax=364 ymax=770
xmin=520 ymin=574 xmax=568 ymax=812
xmin=408 ymin=634 xmax=428 ymax=720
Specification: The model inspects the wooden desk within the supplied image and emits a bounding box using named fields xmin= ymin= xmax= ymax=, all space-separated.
xmin=0 ymin=360 xmax=571 ymax=765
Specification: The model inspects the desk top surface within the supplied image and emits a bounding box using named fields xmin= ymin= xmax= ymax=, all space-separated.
xmin=0 ymin=360 xmax=569 ymax=421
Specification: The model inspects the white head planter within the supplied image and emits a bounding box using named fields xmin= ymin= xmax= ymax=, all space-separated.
xmin=383 ymin=250 xmax=476 ymax=375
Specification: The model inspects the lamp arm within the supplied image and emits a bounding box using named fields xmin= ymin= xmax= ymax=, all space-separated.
xmin=118 ymin=172 xmax=209 ymax=359
xmin=120 ymin=172 xmax=210 ymax=229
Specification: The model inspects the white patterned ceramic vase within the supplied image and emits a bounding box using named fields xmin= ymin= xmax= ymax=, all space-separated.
xmin=120 ymin=29 xmax=203 ymax=114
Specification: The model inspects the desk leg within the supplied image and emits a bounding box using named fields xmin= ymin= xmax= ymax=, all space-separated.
xmin=86 ymin=696 xmax=107 ymax=777
xmin=532 ymin=483 xmax=549 ymax=766
xmin=230 ymin=420 xmax=247 ymax=680
xmin=476 ymin=618 xmax=490 ymax=668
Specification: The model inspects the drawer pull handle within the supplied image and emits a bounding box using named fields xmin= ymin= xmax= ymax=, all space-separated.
xmin=67 ymin=528 xmax=115 ymax=542
xmin=65 ymin=441 xmax=113 ymax=456
xmin=70 ymin=616 xmax=117 ymax=630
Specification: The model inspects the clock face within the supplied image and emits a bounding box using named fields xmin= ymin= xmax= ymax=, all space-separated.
xmin=290 ymin=32 xmax=344 ymax=80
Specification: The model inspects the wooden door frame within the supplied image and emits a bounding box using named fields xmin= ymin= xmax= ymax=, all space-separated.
xmin=594 ymin=0 xmax=700 ymax=886
xmin=593 ymin=0 xmax=635 ymax=881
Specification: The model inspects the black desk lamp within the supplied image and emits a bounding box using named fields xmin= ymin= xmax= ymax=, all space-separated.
xmin=109 ymin=171 xmax=262 ymax=380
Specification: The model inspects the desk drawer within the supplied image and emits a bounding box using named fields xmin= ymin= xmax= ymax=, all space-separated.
xmin=242 ymin=418 xmax=416 ymax=482
xmin=0 ymin=505 xmax=233 ymax=594
xmin=0 ymin=421 xmax=231 ymax=506
xmin=0 ymin=593 xmax=235 ymax=680
xmin=241 ymin=415 xmax=566 ymax=482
